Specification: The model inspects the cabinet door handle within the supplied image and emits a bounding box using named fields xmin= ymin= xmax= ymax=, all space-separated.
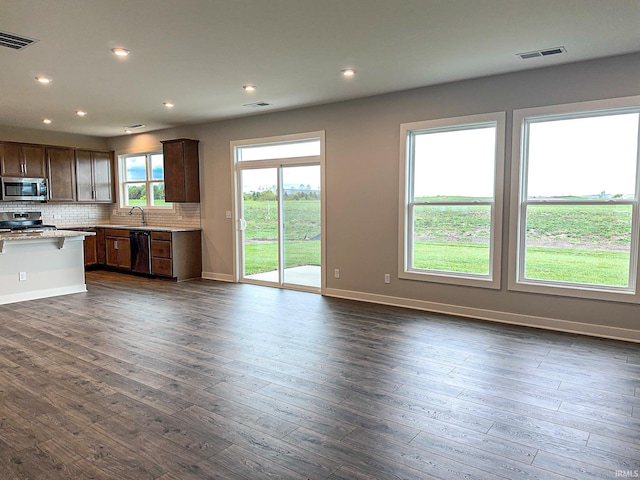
xmin=114 ymin=240 xmax=118 ymax=250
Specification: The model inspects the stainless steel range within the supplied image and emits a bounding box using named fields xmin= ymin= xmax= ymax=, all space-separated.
xmin=0 ymin=211 xmax=57 ymax=233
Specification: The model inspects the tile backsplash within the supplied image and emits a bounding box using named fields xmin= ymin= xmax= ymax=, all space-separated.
xmin=0 ymin=202 xmax=201 ymax=228
xmin=108 ymin=203 xmax=201 ymax=228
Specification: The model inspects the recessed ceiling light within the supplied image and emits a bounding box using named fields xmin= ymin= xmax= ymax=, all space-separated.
xmin=124 ymin=129 xmax=132 ymax=134
xmin=341 ymin=68 xmax=356 ymax=77
xmin=76 ymin=110 xmax=87 ymax=117
xmin=163 ymin=102 xmax=174 ymax=108
xmin=42 ymin=118 xmax=52 ymax=124
xmin=35 ymin=75 xmax=52 ymax=84
xmin=111 ymin=47 xmax=130 ymax=57
xmin=243 ymin=84 xmax=256 ymax=92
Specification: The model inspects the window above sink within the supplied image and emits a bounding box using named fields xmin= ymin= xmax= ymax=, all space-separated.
xmin=118 ymin=151 xmax=173 ymax=210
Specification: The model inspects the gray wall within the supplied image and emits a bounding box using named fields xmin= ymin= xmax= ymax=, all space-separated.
xmin=106 ymin=52 xmax=640 ymax=339
xmin=0 ymin=125 xmax=107 ymax=150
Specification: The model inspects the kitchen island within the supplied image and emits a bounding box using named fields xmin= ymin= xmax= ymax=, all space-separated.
xmin=0 ymin=230 xmax=95 ymax=305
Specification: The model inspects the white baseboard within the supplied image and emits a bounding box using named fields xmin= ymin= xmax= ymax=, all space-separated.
xmin=324 ymin=288 xmax=640 ymax=344
xmin=0 ymin=284 xmax=87 ymax=305
xmin=201 ymin=271 xmax=235 ymax=282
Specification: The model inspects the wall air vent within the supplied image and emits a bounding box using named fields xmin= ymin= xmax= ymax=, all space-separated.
xmin=517 ymin=46 xmax=566 ymax=60
xmin=243 ymin=101 xmax=272 ymax=108
xmin=0 ymin=30 xmax=38 ymax=50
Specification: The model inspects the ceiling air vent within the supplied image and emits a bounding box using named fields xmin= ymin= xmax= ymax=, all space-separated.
xmin=243 ymin=101 xmax=272 ymax=108
xmin=517 ymin=46 xmax=566 ymax=60
xmin=0 ymin=30 xmax=38 ymax=50
xmin=124 ymin=123 xmax=146 ymax=129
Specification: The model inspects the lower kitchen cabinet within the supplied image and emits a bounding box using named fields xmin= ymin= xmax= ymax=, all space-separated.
xmin=85 ymin=234 xmax=98 ymax=265
xmin=70 ymin=227 xmax=104 ymax=267
xmin=78 ymin=227 xmax=200 ymax=279
xmin=104 ymin=229 xmax=131 ymax=270
xmin=151 ymin=230 xmax=201 ymax=280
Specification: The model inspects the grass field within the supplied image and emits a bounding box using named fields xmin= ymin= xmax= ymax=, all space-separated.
xmin=244 ymin=241 xmax=321 ymax=275
xmin=412 ymin=241 xmax=629 ymax=286
xmin=127 ymin=199 xmax=170 ymax=207
xmin=243 ymin=198 xmax=321 ymax=275
xmin=242 ymin=199 xmax=633 ymax=286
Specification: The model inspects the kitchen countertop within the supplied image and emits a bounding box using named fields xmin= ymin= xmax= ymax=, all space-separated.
xmin=67 ymin=225 xmax=202 ymax=232
xmin=0 ymin=229 xmax=95 ymax=252
xmin=0 ymin=229 xmax=96 ymax=241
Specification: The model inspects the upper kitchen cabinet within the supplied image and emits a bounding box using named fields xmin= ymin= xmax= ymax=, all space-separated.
xmin=76 ymin=150 xmax=114 ymax=203
xmin=161 ymin=139 xmax=200 ymax=203
xmin=0 ymin=142 xmax=46 ymax=178
xmin=46 ymin=147 xmax=76 ymax=202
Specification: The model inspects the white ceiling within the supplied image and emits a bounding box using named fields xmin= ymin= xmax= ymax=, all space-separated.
xmin=1 ymin=0 xmax=639 ymax=138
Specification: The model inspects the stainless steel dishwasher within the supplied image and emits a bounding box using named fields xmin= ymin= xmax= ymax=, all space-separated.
xmin=130 ymin=230 xmax=151 ymax=274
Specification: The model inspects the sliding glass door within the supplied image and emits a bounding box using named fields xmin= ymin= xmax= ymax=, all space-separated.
xmin=282 ymin=165 xmax=321 ymax=287
xmin=235 ymin=133 xmax=323 ymax=292
xmin=241 ymin=167 xmax=279 ymax=283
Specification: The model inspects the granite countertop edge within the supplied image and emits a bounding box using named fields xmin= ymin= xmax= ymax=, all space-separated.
xmin=63 ymin=224 xmax=202 ymax=232
xmin=0 ymin=230 xmax=95 ymax=241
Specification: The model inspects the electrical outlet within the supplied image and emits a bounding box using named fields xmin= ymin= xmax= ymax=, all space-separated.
xmin=384 ymin=273 xmax=391 ymax=284
xmin=177 ymin=215 xmax=183 ymax=220
xmin=226 ymin=210 xmax=232 ymax=219
xmin=19 ymin=272 xmax=27 ymax=281
xmin=334 ymin=269 xmax=340 ymax=279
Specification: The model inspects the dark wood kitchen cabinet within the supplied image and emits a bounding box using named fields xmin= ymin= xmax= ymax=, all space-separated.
xmin=76 ymin=150 xmax=114 ymax=203
xmin=81 ymin=228 xmax=104 ymax=266
xmin=0 ymin=142 xmax=46 ymax=177
xmin=161 ymin=139 xmax=200 ymax=203
xmin=69 ymin=227 xmax=102 ymax=266
xmin=46 ymin=147 xmax=76 ymax=202
xmin=151 ymin=230 xmax=201 ymax=280
xmin=84 ymin=233 xmax=98 ymax=265
xmin=105 ymin=229 xmax=131 ymax=270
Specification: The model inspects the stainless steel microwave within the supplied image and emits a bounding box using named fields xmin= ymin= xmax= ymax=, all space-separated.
xmin=0 ymin=176 xmax=48 ymax=201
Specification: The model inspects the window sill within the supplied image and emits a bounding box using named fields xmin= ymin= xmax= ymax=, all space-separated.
xmin=400 ymin=269 xmax=500 ymax=289
xmin=507 ymin=278 xmax=639 ymax=304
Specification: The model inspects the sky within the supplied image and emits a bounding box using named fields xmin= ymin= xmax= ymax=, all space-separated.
xmin=241 ymin=165 xmax=320 ymax=193
xmin=412 ymin=112 xmax=639 ymax=200
xmin=413 ymin=126 xmax=496 ymax=198
xmin=125 ymin=154 xmax=164 ymax=182
xmin=238 ymin=140 xmax=322 ymax=192
xmin=526 ymin=113 xmax=638 ymax=198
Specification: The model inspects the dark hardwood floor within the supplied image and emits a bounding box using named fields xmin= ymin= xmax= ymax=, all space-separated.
xmin=0 ymin=270 xmax=639 ymax=479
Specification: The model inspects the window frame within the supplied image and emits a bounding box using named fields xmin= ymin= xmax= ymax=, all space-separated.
xmin=508 ymin=96 xmax=640 ymax=303
xmin=399 ymin=112 xmax=506 ymax=289
xmin=118 ymin=150 xmax=172 ymax=210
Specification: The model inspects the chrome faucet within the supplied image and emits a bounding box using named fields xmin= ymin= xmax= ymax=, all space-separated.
xmin=128 ymin=206 xmax=146 ymax=226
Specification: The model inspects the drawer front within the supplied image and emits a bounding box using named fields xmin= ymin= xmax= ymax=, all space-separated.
xmin=151 ymin=231 xmax=171 ymax=241
xmin=104 ymin=229 xmax=130 ymax=237
xmin=152 ymin=257 xmax=173 ymax=277
xmin=151 ymin=240 xmax=172 ymax=258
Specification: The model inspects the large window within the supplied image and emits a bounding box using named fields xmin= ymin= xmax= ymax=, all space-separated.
xmin=509 ymin=97 xmax=640 ymax=302
xmin=120 ymin=152 xmax=169 ymax=208
xmin=400 ymin=112 xmax=505 ymax=288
